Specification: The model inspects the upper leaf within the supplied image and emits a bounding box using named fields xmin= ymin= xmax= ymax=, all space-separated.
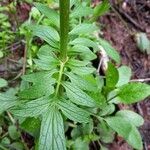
xmin=29 ymin=25 xmax=59 ymax=48
xmin=71 ymin=5 xmax=93 ymax=18
xmin=116 ymin=82 xmax=150 ymax=104
xmin=58 ymin=99 xmax=90 ymax=123
xmin=34 ymin=45 xmax=59 ymax=70
xmin=69 ymin=45 xmax=97 ymax=61
xmin=34 ymin=2 xmax=59 ymax=27
xmin=62 ymin=82 xmax=96 ymax=107
xmin=39 ymin=107 xmax=66 ymax=150
xmin=93 ymin=0 xmax=110 ymax=20
xmin=69 ymin=23 xmax=98 ymax=35
xmin=70 ymin=37 xmax=99 ymax=52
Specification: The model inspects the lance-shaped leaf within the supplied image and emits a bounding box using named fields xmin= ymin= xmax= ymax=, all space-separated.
xmin=105 ymin=116 xmax=143 ymax=150
xmin=19 ymin=73 xmax=56 ymax=99
xmin=21 ymin=70 xmax=56 ymax=83
xmin=39 ymin=107 xmax=66 ymax=150
xmin=71 ymin=5 xmax=93 ymax=18
xmin=69 ymin=45 xmax=97 ymax=61
xmin=62 ymin=82 xmax=96 ymax=107
xmin=34 ymin=2 xmax=59 ymax=27
xmin=29 ymin=25 xmax=59 ymax=48
xmin=93 ymin=0 xmax=110 ymax=19
xmin=34 ymin=45 xmax=59 ymax=70
xmin=11 ymin=97 xmax=51 ymax=117
xmin=116 ymin=82 xmax=150 ymax=104
xmin=66 ymin=72 xmax=97 ymax=92
xmin=0 ymin=93 xmax=17 ymax=114
xmin=67 ymin=59 xmax=90 ymax=67
xmin=69 ymin=23 xmax=98 ymax=35
xmin=70 ymin=37 xmax=99 ymax=52
xmin=71 ymin=66 xmax=96 ymax=75
xmin=58 ymin=99 xmax=90 ymax=123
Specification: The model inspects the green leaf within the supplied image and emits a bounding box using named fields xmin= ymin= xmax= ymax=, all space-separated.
xmin=19 ymin=76 xmax=55 ymax=99
xmin=1 ymin=137 xmax=10 ymax=145
xmin=106 ymin=62 xmax=119 ymax=88
xmin=93 ymin=0 xmax=110 ymax=20
xmin=66 ymin=72 xmax=97 ymax=92
xmin=21 ymin=70 xmax=56 ymax=83
xmin=37 ymin=45 xmax=59 ymax=59
xmin=116 ymin=66 xmax=131 ymax=87
xmin=67 ymin=59 xmax=90 ymax=67
xmin=62 ymin=82 xmax=96 ymax=107
xmin=135 ymin=32 xmax=150 ymax=54
xmin=39 ymin=107 xmax=66 ymax=150
xmin=58 ymin=99 xmax=90 ymax=123
xmin=116 ymin=110 xmax=144 ymax=127
xmin=34 ymin=45 xmax=59 ymax=70
xmin=71 ymin=66 xmax=96 ymax=75
xmin=21 ymin=117 xmax=40 ymax=137
xmin=11 ymin=97 xmax=51 ymax=117
xmin=69 ymin=23 xmax=98 ymax=35
xmin=8 ymin=125 xmax=20 ymax=140
xmin=70 ymin=37 xmax=99 ymax=52
xmin=99 ymin=38 xmax=120 ymax=64
xmin=0 ymin=51 xmax=4 ymax=58
xmin=29 ymin=25 xmax=59 ymax=48
xmin=34 ymin=59 xmax=58 ymax=70
xmin=69 ymin=45 xmax=97 ymax=61
xmin=105 ymin=116 xmax=143 ymax=150
xmin=72 ymin=138 xmax=89 ymax=150
xmin=82 ymin=119 xmax=94 ymax=135
xmin=10 ymin=142 xmax=24 ymax=150
xmin=99 ymin=104 xmax=115 ymax=116
xmin=34 ymin=2 xmax=59 ymax=27
xmin=98 ymin=120 xmax=114 ymax=143
xmin=71 ymin=5 xmax=93 ymax=18
xmin=0 ymin=93 xmax=17 ymax=114
xmin=117 ymin=82 xmax=150 ymax=104
xmin=0 ymin=78 xmax=8 ymax=88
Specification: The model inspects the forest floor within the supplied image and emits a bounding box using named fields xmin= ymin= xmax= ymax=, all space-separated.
xmin=100 ymin=0 xmax=150 ymax=149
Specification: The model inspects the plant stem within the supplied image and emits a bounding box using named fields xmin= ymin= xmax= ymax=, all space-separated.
xmin=55 ymin=61 xmax=65 ymax=96
xmin=59 ymin=0 xmax=70 ymax=62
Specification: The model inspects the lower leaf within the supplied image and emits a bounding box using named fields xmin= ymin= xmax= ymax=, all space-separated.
xmin=39 ymin=107 xmax=66 ymax=150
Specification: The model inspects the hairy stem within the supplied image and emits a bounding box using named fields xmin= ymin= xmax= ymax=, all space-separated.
xmin=59 ymin=0 xmax=70 ymax=62
xmin=55 ymin=0 xmax=70 ymax=96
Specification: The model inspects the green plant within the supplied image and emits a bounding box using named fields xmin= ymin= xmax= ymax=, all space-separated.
xmin=0 ymin=4 xmax=15 ymax=54
xmin=0 ymin=1 xmax=150 ymax=150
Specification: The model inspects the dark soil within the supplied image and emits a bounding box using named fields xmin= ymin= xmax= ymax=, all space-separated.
xmin=99 ymin=0 xmax=150 ymax=149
